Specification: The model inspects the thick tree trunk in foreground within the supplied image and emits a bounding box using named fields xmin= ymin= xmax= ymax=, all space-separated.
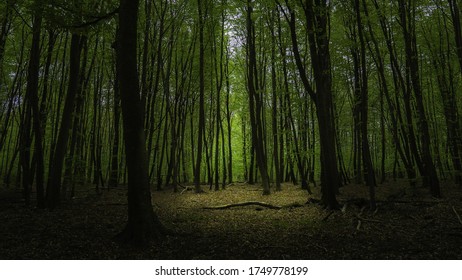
xmin=116 ymin=0 xmax=165 ymax=244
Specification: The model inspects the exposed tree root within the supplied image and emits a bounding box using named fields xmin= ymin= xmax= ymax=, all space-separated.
xmin=203 ymin=201 xmax=282 ymax=210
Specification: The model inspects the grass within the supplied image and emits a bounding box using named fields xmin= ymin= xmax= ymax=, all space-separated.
xmin=0 ymin=180 xmax=461 ymax=259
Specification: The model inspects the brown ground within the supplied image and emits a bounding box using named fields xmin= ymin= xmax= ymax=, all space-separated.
xmin=0 ymin=180 xmax=461 ymax=259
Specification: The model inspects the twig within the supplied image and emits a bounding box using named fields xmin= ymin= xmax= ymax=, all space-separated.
xmin=313 ymin=244 xmax=328 ymax=253
xmin=356 ymin=220 xmax=362 ymax=230
xmin=322 ymin=210 xmax=334 ymax=221
xmin=359 ymin=206 xmax=366 ymax=216
xmin=452 ymin=206 xmax=462 ymax=225
xmin=356 ymin=214 xmax=382 ymax=223
xmin=180 ymin=185 xmax=194 ymax=194
xmin=341 ymin=203 xmax=348 ymax=214
xmin=406 ymin=214 xmax=418 ymax=221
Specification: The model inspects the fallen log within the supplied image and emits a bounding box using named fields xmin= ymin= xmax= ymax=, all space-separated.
xmin=203 ymin=201 xmax=282 ymax=210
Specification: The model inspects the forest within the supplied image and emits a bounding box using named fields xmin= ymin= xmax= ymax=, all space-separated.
xmin=0 ymin=0 xmax=462 ymax=259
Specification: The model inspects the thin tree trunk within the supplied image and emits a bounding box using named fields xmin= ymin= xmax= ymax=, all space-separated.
xmin=356 ymin=0 xmax=376 ymax=209
xmin=398 ymin=0 xmax=440 ymax=197
xmin=270 ymin=6 xmax=281 ymax=191
xmin=109 ymin=51 xmax=120 ymax=188
xmin=225 ymin=48 xmax=233 ymax=183
xmin=194 ymin=0 xmax=205 ymax=193
xmin=46 ymin=34 xmax=83 ymax=209
xmin=246 ymin=0 xmax=270 ymax=195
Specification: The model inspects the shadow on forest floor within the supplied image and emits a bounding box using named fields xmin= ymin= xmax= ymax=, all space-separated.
xmin=0 ymin=181 xmax=461 ymax=259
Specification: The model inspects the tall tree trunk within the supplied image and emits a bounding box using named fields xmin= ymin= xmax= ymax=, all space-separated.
xmin=449 ymin=0 xmax=462 ymax=75
xmin=20 ymin=6 xmax=43 ymax=206
xmin=0 ymin=0 xmax=11 ymax=97
xmin=371 ymin=0 xmax=418 ymax=187
xmin=116 ymin=0 xmax=165 ymax=244
xmin=214 ymin=4 xmax=225 ymax=190
xmin=46 ymin=33 xmax=83 ymax=209
xmin=194 ymin=0 xmax=205 ymax=193
xmin=285 ymin=1 xmax=339 ymax=208
xmin=270 ymin=6 xmax=281 ymax=191
xmin=109 ymin=51 xmax=121 ymax=188
xmin=63 ymin=36 xmax=89 ymax=198
xmin=225 ymin=48 xmax=233 ymax=183
xmin=398 ymin=0 xmax=440 ymax=197
xmin=356 ymin=0 xmax=376 ymax=209
xmin=447 ymin=0 xmax=462 ymax=186
xmin=246 ymin=0 xmax=270 ymax=195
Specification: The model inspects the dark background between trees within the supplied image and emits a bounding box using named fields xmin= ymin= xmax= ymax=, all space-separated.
xmin=0 ymin=0 xmax=462 ymax=255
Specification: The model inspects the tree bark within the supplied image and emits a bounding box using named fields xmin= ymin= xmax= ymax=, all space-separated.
xmin=356 ymin=0 xmax=376 ymax=209
xmin=116 ymin=0 xmax=165 ymax=244
xmin=284 ymin=1 xmax=339 ymax=208
xmin=246 ymin=0 xmax=270 ymax=195
xmin=398 ymin=0 xmax=440 ymax=197
xmin=46 ymin=33 xmax=83 ymax=209
xmin=270 ymin=6 xmax=281 ymax=191
xmin=194 ymin=0 xmax=205 ymax=193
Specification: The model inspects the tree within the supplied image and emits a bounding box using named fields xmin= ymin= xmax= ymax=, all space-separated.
xmin=116 ymin=0 xmax=165 ymax=244
xmin=194 ymin=0 xmax=206 ymax=193
xmin=347 ymin=0 xmax=377 ymax=208
xmin=246 ymin=0 xmax=270 ymax=195
xmin=20 ymin=0 xmax=45 ymax=207
xmin=398 ymin=0 xmax=440 ymax=197
xmin=46 ymin=33 xmax=83 ymax=209
xmin=281 ymin=0 xmax=340 ymax=208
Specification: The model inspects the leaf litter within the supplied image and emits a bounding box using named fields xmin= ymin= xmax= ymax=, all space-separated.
xmin=0 ymin=180 xmax=461 ymax=259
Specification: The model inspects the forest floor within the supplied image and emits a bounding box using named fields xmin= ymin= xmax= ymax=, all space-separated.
xmin=0 ymin=180 xmax=461 ymax=259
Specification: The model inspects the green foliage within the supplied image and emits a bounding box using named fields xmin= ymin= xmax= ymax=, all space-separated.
xmin=0 ymin=0 xmax=462 ymax=195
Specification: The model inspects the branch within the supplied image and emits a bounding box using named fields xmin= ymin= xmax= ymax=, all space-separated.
xmin=355 ymin=214 xmax=382 ymax=223
xmin=62 ymin=8 xmax=119 ymax=29
xmin=203 ymin=201 xmax=282 ymax=210
xmin=453 ymin=206 xmax=462 ymax=225
xmin=12 ymin=5 xmax=32 ymax=29
xmin=322 ymin=210 xmax=334 ymax=221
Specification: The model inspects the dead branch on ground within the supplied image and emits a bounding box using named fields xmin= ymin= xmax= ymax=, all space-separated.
xmin=322 ymin=211 xmax=335 ymax=221
xmin=203 ymin=201 xmax=282 ymax=210
xmin=452 ymin=206 xmax=462 ymax=225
